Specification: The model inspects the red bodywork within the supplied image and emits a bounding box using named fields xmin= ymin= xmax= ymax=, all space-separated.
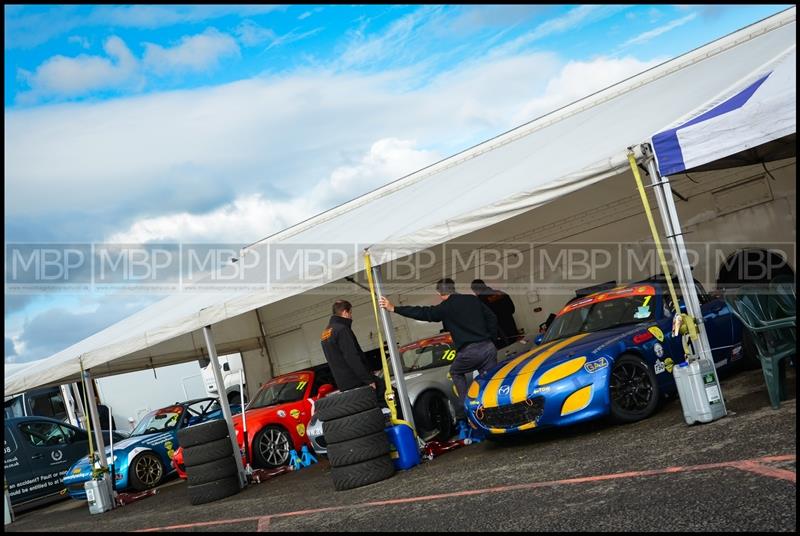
xmin=398 ymin=333 xmax=453 ymax=354
xmin=232 ymin=370 xmax=331 ymax=467
xmin=172 ymin=445 xmax=187 ymax=479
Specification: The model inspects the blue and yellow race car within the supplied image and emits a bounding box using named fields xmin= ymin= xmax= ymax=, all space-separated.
xmin=64 ymin=397 xmax=238 ymax=499
xmin=465 ymin=278 xmax=746 ymax=435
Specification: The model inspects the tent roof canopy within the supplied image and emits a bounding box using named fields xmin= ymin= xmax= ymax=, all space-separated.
xmin=6 ymin=7 xmax=796 ymax=396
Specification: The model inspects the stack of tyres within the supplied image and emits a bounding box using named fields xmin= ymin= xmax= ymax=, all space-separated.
xmin=178 ymin=420 xmax=241 ymax=505
xmin=317 ymin=386 xmax=395 ymax=491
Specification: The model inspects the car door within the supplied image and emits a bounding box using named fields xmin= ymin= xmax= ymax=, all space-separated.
xmin=662 ymin=281 xmax=732 ymax=365
xmin=4 ymin=424 xmax=33 ymax=505
xmin=15 ymin=420 xmax=85 ymax=502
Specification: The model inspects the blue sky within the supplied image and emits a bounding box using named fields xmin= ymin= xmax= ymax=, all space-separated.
xmin=4 ymin=4 xmax=793 ymax=366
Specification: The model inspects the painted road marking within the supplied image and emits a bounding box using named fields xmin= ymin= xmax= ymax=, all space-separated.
xmin=136 ymin=454 xmax=796 ymax=532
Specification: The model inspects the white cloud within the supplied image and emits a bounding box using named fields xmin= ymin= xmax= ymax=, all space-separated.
xmin=491 ymin=5 xmax=629 ymax=57
xmin=68 ymin=35 xmax=92 ymax=49
xmin=621 ymin=13 xmax=698 ymax=48
xmin=6 ymin=52 xmax=563 ymax=228
xmin=143 ymin=28 xmax=240 ymax=76
xmin=235 ymin=20 xmax=278 ymax=47
xmin=108 ymin=138 xmax=441 ymax=243
xmin=235 ymin=20 xmax=322 ymax=49
xmin=17 ymin=36 xmax=141 ymax=101
xmin=515 ymin=56 xmax=661 ymax=123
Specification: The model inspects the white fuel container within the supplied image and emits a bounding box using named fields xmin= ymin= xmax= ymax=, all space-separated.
xmin=673 ymin=358 xmax=726 ymax=425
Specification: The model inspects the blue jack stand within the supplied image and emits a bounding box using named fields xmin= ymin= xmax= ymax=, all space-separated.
xmin=300 ymin=445 xmax=318 ymax=466
xmin=288 ymin=450 xmax=303 ymax=471
xmin=457 ymin=420 xmax=484 ymax=443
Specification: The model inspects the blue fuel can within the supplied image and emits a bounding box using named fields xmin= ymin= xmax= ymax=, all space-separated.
xmin=385 ymin=423 xmax=420 ymax=470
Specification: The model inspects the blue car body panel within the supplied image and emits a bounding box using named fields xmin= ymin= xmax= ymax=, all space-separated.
xmin=64 ymin=399 xmax=239 ymax=499
xmin=465 ymin=283 xmax=744 ymax=435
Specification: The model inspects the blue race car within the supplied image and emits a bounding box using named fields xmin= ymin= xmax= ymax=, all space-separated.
xmin=465 ymin=278 xmax=746 ymax=435
xmin=64 ymin=397 xmax=239 ymax=499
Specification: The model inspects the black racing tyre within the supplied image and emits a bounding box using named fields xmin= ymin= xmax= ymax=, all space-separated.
xmin=316 ymin=386 xmax=378 ymax=421
xmin=609 ymin=354 xmax=660 ymax=424
xmin=331 ymin=455 xmax=395 ymax=491
xmin=327 ymin=431 xmax=390 ymax=467
xmin=252 ymin=425 xmax=294 ymax=469
xmin=128 ymin=451 xmax=165 ymax=491
xmin=322 ymin=408 xmax=385 ymax=444
xmin=187 ymin=476 xmax=240 ymax=505
xmin=183 ymin=438 xmax=234 ymax=467
xmin=186 ymin=456 xmax=238 ymax=486
xmin=178 ymin=420 xmax=229 ymax=448
xmin=412 ymin=390 xmax=454 ymax=442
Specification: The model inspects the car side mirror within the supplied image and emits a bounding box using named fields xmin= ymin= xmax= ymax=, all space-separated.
xmin=534 ymin=334 xmax=544 ymax=346
xmin=316 ymin=384 xmax=335 ymax=399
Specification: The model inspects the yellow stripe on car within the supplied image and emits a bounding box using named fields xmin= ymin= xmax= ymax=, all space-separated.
xmin=561 ymin=385 xmax=593 ymax=416
xmin=467 ymin=381 xmax=480 ymax=399
xmin=481 ymin=340 xmax=558 ymax=408
xmin=538 ymin=356 xmax=587 ymax=386
xmin=517 ymin=422 xmax=536 ymax=431
xmin=509 ymin=334 xmax=590 ymax=404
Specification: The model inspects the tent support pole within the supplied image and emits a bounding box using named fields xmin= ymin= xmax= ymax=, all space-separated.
xmin=60 ymin=384 xmax=80 ymax=428
xmin=82 ymin=370 xmax=110 ymax=476
xmin=202 ymin=325 xmax=248 ymax=488
xmin=641 ymin=143 xmax=727 ymax=415
xmin=370 ymin=262 xmax=416 ymax=430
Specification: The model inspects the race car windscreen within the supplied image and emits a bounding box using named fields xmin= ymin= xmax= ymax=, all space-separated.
xmin=131 ymin=405 xmax=184 ymax=436
xmin=400 ymin=344 xmax=456 ymax=373
xmin=249 ymin=378 xmax=308 ymax=409
xmin=543 ymin=295 xmax=655 ymax=343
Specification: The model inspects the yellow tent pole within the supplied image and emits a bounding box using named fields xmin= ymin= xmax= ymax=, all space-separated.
xmin=627 ymin=151 xmax=699 ymax=343
xmin=363 ymin=251 xmax=415 ymax=431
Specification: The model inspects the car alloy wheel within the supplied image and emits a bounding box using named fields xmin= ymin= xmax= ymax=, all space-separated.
xmin=609 ymin=354 xmax=659 ymax=423
xmin=133 ymin=452 xmax=163 ymax=488
xmin=611 ymin=361 xmax=654 ymax=411
xmin=256 ymin=427 xmax=291 ymax=468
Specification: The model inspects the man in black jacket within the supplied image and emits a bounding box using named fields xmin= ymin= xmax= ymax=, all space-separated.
xmin=471 ymin=279 xmax=519 ymax=348
xmin=379 ymin=278 xmax=498 ymax=409
xmin=321 ymin=300 xmax=384 ymax=404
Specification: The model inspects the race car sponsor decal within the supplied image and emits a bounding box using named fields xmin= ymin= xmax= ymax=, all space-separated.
xmin=648 ymin=326 xmax=665 ymax=342
xmin=296 ymin=424 xmax=306 ymax=437
xmin=634 ymin=296 xmax=652 ymax=319
xmin=584 ymin=357 xmax=608 ymax=373
xmin=165 ymin=441 xmax=175 ymax=460
xmin=290 ymin=409 xmax=301 ymax=420
xmin=654 ymin=343 xmax=664 ymax=358
xmin=533 ymin=386 xmax=551 ymax=394
xmin=654 ymin=359 xmax=666 ymax=374
xmin=499 ymin=385 xmax=510 ymax=396
xmin=277 ymin=410 xmax=286 ymax=418
xmin=51 ymin=450 xmax=63 ymax=462
xmin=664 ymin=357 xmax=675 ymax=373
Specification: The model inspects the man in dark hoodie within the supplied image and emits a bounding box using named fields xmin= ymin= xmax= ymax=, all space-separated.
xmin=379 ymin=278 xmax=498 ymax=410
xmin=321 ymin=300 xmax=384 ymax=404
xmin=471 ymin=279 xmax=519 ymax=348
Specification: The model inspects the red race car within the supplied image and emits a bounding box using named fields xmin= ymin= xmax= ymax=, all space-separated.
xmin=174 ymin=365 xmax=336 ymax=474
xmin=233 ymin=365 xmax=336 ymax=468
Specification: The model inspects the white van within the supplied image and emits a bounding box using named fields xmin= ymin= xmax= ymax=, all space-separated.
xmin=200 ymin=353 xmax=246 ymax=404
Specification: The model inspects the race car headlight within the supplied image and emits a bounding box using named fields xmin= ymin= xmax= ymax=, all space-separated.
xmin=538 ymin=357 xmax=587 ymax=386
xmin=467 ymin=381 xmax=480 ymax=399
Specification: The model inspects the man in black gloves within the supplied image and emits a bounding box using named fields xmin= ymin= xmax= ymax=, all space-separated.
xmin=379 ymin=278 xmax=498 ymax=409
xmin=321 ymin=300 xmax=384 ymax=404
